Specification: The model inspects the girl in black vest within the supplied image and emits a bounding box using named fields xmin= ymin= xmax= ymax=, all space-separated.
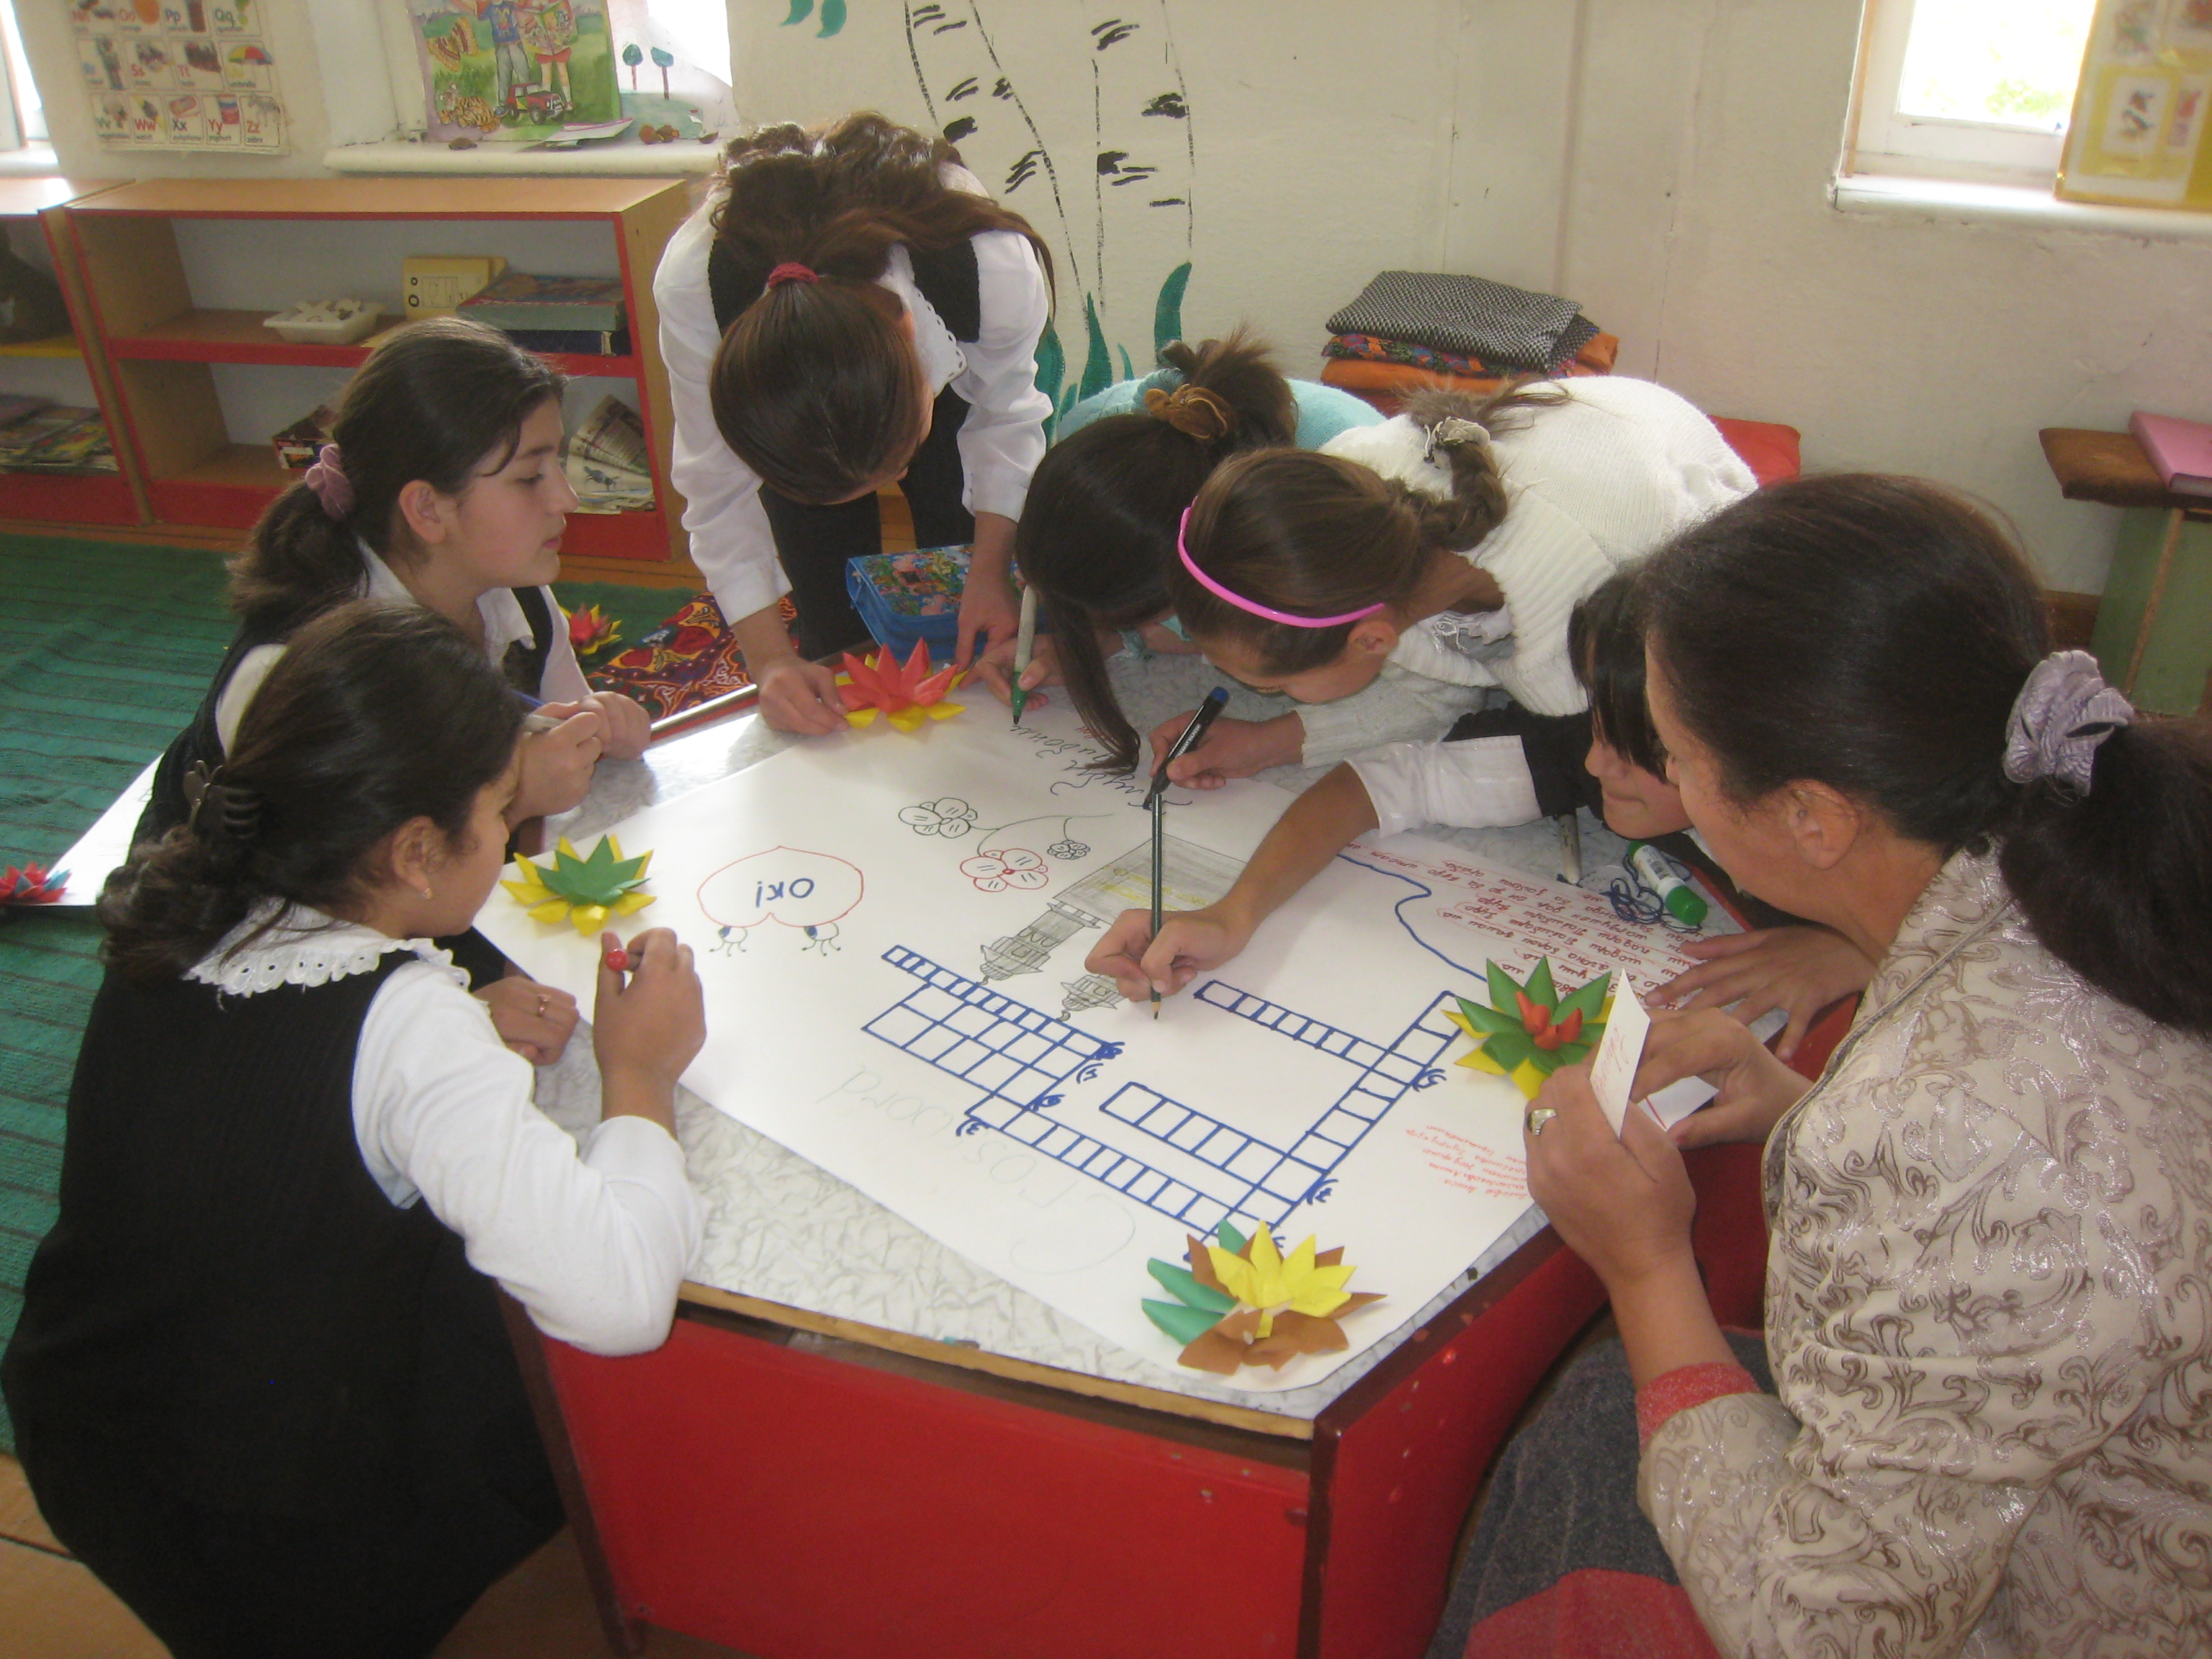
xmin=653 ymin=111 xmax=1055 ymax=732
xmin=4 ymin=603 xmax=704 ymax=1659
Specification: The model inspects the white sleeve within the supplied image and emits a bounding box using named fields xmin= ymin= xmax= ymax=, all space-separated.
xmin=653 ymin=202 xmax=790 ymax=626
xmin=532 ymin=586 xmax=591 ymax=703
xmin=1294 ymin=662 xmax=1491 ymax=768
xmin=1349 ymin=737 xmax=1544 ymax=838
xmin=213 ymin=642 xmax=289 ymax=753
xmin=352 ymin=963 xmax=704 ymax=1357
xmin=950 ymin=228 xmax=1052 ymax=522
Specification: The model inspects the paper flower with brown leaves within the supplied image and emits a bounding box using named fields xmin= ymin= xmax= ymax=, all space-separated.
xmin=1140 ymin=1221 xmax=1385 ymax=1375
xmin=837 ymin=640 xmax=965 ymax=733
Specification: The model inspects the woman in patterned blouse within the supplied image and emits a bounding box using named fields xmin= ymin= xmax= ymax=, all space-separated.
xmin=1442 ymin=474 xmax=2212 ymax=1658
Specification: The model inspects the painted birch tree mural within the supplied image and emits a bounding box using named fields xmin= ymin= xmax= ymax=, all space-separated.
xmin=899 ymin=3 xmax=1195 ymax=429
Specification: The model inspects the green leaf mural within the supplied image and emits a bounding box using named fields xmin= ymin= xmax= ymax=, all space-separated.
xmin=1154 ymin=260 xmax=1191 ymax=359
xmin=819 ymin=0 xmax=846 ymax=37
xmin=1077 ymin=295 xmax=1114 ymax=402
xmin=1034 ymin=320 xmax=1066 ymax=436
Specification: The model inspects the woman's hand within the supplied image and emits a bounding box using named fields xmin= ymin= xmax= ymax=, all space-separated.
xmin=1654 ymin=925 xmax=1872 ymax=1062
xmin=968 ymin=632 xmax=1056 ymax=710
xmin=512 ymin=702 xmax=605 ymax=822
xmin=1148 ymin=711 xmax=1305 ymax=789
xmin=1087 ymin=903 xmax=1256 ymax=1002
xmin=752 ymin=655 xmax=849 ymax=736
xmin=1635 ymin=1007 xmax=1815 ymax=1149
xmin=475 ymin=974 xmax=579 ymax=1066
xmin=593 ymin=928 xmax=706 ymax=1134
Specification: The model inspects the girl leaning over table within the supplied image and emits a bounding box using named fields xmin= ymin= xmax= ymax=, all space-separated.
xmin=1428 ymin=475 xmax=2212 ymax=1658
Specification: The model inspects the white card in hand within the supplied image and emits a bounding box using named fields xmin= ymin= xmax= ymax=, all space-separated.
xmin=1586 ymin=971 xmax=1650 ymax=1136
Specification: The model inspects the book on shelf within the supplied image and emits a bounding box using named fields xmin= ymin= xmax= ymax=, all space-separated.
xmin=459 ymin=273 xmax=626 ymax=334
xmin=504 ymin=328 xmax=632 ymax=357
xmin=271 ymin=405 xmax=337 ymax=471
xmin=0 ymin=393 xmax=52 ymax=429
xmin=2129 ymin=411 xmax=2212 ymax=498
xmin=0 ymin=406 xmax=117 ymax=474
xmin=565 ymin=395 xmax=653 ymax=513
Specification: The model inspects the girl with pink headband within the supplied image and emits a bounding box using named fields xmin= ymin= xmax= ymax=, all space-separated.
xmin=1149 ymin=377 xmax=1755 ymax=794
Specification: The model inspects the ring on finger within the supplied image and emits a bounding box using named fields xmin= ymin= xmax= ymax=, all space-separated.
xmin=535 ymin=994 xmax=549 ymax=1017
xmin=1526 ymin=1105 xmax=1557 ymax=1137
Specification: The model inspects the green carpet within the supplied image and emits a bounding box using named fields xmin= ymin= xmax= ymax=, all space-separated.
xmin=0 ymin=534 xmax=235 ymax=1455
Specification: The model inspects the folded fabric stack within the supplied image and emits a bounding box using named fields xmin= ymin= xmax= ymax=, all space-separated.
xmin=0 ymin=403 xmax=119 ymax=474
xmin=1319 ymin=270 xmax=1617 ymax=414
xmin=564 ymin=395 xmax=655 ymax=513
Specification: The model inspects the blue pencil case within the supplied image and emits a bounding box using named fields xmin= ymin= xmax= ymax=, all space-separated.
xmin=845 ymin=545 xmax=970 ymax=660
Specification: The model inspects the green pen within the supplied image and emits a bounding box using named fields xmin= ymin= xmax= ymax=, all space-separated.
xmin=1010 ymin=585 xmax=1038 ymax=727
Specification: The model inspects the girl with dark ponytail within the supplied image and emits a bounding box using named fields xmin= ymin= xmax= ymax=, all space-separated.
xmin=1470 ymin=475 xmax=2212 ymax=1659
xmin=654 ymin=112 xmax=1056 ymax=733
xmin=1005 ymin=330 xmax=1383 ymax=770
xmin=4 ymin=603 xmax=706 ymax=1658
xmin=1156 ymin=375 xmax=1755 ymax=791
xmin=143 ymin=316 xmax=650 ymax=849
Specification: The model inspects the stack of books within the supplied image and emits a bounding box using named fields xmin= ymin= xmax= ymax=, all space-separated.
xmin=565 ymin=395 xmax=654 ymax=513
xmin=0 ymin=404 xmax=118 ymax=474
xmin=270 ymin=405 xmax=337 ymax=470
xmin=459 ymin=272 xmax=629 ymax=356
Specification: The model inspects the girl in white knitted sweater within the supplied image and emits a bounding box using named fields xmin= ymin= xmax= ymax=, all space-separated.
xmin=1151 ymin=376 xmax=1753 ymax=787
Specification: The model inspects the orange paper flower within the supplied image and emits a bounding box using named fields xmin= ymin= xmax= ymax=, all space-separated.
xmin=1139 ymin=1222 xmax=1385 ymax=1375
xmin=836 ymin=640 xmax=965 ymax=733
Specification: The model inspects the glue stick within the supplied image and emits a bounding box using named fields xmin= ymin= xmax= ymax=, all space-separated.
xmin=1624 ymin=842 xmax=1708 ymax=926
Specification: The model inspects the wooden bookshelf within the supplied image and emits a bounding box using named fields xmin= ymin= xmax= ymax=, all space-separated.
xmin=0 ymin=177 xmax=143 ymax=529
xmin=63 ymin=176 xmax=695 ymax=562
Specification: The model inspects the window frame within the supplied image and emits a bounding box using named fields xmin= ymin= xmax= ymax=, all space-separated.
xmin=1848 ymin=0 xmax=2077 ymax=185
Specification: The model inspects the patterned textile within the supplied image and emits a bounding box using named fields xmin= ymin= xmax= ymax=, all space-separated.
xmin=1326 ymin=271 xmax=1587 ymax=369
xmin=582 ymin=594 xmax=799 ymax=720
xmin=1326 ymin=318 xmax=1601 ymax=377
xmin=1641 ymin=850 xmax=2212 ymax=1658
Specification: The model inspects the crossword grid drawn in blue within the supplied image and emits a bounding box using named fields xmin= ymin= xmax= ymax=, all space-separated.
xmin=865 ymin=948 xmax=1464 ymax=1235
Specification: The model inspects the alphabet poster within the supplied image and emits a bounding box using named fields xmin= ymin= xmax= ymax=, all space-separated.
xmin=476 ymin=707 xmax=1724 ymax=1392
xmin=70 ymin=0 xmax=287 ymax=153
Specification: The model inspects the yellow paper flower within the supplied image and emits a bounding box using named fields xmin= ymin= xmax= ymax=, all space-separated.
xmin=1206 ymin=1231 xmax=1355 ymax=1339
xmin=500 ymin=835 xmax=657 ymax=935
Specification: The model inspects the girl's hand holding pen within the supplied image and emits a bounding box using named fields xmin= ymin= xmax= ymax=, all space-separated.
xmin=512 ymin=701 xmax=606 ymax=821
xmin=1147 ymin=711 xmax=1303 ymax=790
xmin=1087 ymin=902 xmax=1256 ymax=1003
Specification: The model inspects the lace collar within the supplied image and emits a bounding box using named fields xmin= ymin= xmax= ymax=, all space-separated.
xmin=186 ymin=900 xmax=462 ymax=998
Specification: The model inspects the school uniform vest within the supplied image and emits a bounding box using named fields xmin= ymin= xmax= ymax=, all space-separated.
xmin=138 ymin=587 xmax=557 ymax=849
xmin=1 ymin=956 xmax=503 ymax=1518
xmin=706 ymin=235 xmax=985 ymax=343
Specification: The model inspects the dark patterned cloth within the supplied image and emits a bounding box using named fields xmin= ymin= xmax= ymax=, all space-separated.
xmin=1424 ymin=1331 xmax=1775 ymax=1659
xmin=1327 ymin=271 xmax=1588 ymax=370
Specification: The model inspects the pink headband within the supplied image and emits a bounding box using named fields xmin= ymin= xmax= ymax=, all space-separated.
xmin=1175 ymin=507 xmax=1389 ymax=629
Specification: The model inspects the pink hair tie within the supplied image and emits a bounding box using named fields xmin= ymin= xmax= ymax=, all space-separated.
xmin=303 ymin=443 xmax=354 ymax=520
xmin=765 ymin=262 xmax=819 ymax=289
xmin=1176 ymin=507 xmax=1389 ymax=629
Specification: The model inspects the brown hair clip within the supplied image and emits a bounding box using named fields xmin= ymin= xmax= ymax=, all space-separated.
xmin=1143 ymin=382 xmax=1237 ymax=443
xmin=181 ymin=761 xmax=264 ymax=848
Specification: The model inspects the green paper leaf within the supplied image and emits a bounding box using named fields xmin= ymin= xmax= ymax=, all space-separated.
xmin=1153 ymin=261 xmax=1192 ymax=359
xmin=540 ymin=837 xmax=651 ymax=907
xmin=1480 ymin=1030 xmax=1538 ymax=1071
xmin=1555 ymin=1040 xmax=1591 ymax=1066
xmin=1485 ymin=961 xmax=1522 ymax=1017
xmin=1527 ymin=1048 xmax=1566 ymax=1076
xmin=1554 ymin=971 xmax=1611 ymax=1026
xmin=1215 ymin=1219 xmax=1247 ymax=1254
xmin=1148 ymin=1258 xmax=1234 ymax=1313
xmin=1454 ymin=995 xmax=1521 ymax=1036
xmin=1526 ymin=958 xmax=1557 ymax=1010
xmin=1142 ymin=1298 xmax=1222 ymax=1345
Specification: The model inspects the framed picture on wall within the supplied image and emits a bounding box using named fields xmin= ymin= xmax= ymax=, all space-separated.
xmin=2058 ymin=0 xmax=2212 ymax=210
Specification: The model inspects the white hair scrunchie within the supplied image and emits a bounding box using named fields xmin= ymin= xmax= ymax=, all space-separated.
xmin=2002 ymin=649 xmax=2134 ymax=795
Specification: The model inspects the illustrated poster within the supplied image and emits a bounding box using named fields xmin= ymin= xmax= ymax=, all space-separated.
xmin=476 ymin=708 xmax=1727 ymax=1393
xmin=405 ymin=0 xmax=622 ymax=144
xmin=70 ymin=0 xmax=285 ymax=154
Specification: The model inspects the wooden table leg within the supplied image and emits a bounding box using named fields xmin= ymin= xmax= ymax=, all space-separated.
xmin=500 ymin=1295 xmax=647 ymax=1659
xmin=2123 ymin=506 xmax=2185 ymax=697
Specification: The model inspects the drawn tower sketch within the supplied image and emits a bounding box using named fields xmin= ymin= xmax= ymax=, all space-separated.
xmin=979 ymin=833 xmax=1241 ymax=1012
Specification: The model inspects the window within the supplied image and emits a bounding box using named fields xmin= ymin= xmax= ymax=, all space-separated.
xmin=0 ymin=0 xmax=44 ymax=150
xmin=1851 ymin=0 xmax=2098 ymax=184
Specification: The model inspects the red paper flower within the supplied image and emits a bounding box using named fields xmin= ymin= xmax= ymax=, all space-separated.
xmin=565 ymin=603 xmax=622 ymax=658
xmin=0 ymin=863 xmax=66 ymax=904
xmin=836 ymin=639 xmax=966 ymax=733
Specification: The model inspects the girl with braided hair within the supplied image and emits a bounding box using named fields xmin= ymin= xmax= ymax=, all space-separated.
xmin=653 ymin=112 xmax=1056 ymax=732
xmin=4 ymin=603 xmax=706 ymax=1658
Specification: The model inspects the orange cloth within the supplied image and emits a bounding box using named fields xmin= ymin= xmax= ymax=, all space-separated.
xmin=1318 ymin=332 xmax=1619 ymax=415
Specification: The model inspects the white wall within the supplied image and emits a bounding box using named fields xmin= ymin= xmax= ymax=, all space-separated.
xmin=727 ymin=0 xmax=2212 ymax=594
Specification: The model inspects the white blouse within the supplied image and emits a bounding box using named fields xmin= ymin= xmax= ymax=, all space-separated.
xmin=652 ymin=162 xmax=1053 ymax=626
xmin=212 ymin=546 xmax=590 ymax=752
xmin=189 ymin=905 xmax=703 ymax=1357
